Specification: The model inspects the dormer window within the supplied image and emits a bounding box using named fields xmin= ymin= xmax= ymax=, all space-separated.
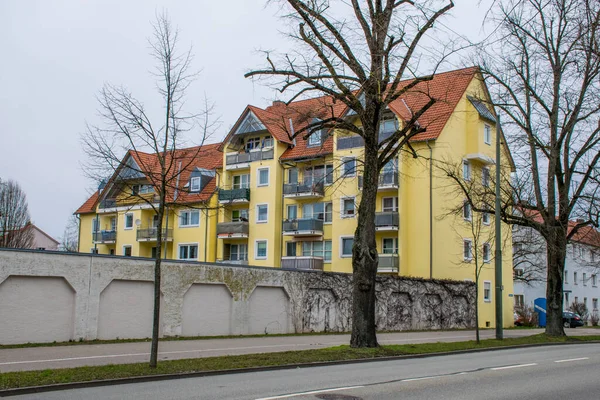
xmin=132 ymin=184 xmax=153 ymax=195
xmin=262 ymin=137 xmax=273 ymax=148
xmin=308 ymin=130 xmax=322 ymax=147
xmin=190 ymin=177 xmax=201 ymax=192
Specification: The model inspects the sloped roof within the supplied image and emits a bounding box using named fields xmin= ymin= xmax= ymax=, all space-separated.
xmin=522 ymin=209 xmax=600 ymax=249
xmin=75 ymin=143 xmax=222 ymax=214
xmin=467 ymin=95 xmax=496 ymax=122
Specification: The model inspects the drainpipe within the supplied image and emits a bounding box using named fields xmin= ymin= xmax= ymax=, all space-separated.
xmin=204 ymin=206 xmax=208 ymax=262
xmin=426 ymin=140 xmax=433 ymax=279
xmin=94 ymin=214 xmax=99 ymax=254
xmin=163 ymin=206 xmax=169 ymax=259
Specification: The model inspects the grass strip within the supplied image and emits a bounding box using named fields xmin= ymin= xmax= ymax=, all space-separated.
xmin=1 ymin=334 xmax=599 ymax=391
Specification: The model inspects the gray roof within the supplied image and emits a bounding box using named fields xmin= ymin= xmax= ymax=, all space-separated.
xmin=467 ymin=96 xmax=496 ymax=122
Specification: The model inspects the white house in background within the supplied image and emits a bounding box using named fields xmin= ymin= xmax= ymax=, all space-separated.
xmin=513 ymin=223 xmax=600 ymax=319
xmin=26 ymin=224 xmax=59 ymax=251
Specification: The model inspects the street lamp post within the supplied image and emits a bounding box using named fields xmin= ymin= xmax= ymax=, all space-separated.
xmin=495 ymin=115 xmax=504 ymax=339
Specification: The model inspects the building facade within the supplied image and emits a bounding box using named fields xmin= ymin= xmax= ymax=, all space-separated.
xmin=513 ymin=224 xmax=600 ymax=319
xmin=77 ymin=67 xmax=515 ymax=327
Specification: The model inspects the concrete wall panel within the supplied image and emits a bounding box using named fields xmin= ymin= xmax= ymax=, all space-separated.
xmin=0 ymin=276 xmax=75 ymax=344
xmin=182 ymin=284 xmax=232 ymax=336
xmin=248 ymin=286 xmax=291 ymax=334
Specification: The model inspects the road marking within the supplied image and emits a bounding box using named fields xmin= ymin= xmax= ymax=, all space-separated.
xmin=0 ymin=344 xmax=322 ymax=366
xmin=402 ymin=376 xmax=439 ymax=382
xmin=254 ymin=385 xmax=364 ymax=400
xmin=554 ymin=357 xmax=589 ymax=363
xmin=491 ymin=363 xmax=537 ymax=371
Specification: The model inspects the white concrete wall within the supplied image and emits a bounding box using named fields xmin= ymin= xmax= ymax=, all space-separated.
xmin=0 ymin=276 xmax=75 ymax=344
xmin=0 ymin=249 xmax=476 ymax=344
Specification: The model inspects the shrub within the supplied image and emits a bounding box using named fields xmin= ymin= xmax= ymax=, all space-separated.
xmin=590 ymin=311 xmax=599 ymax=327
xmin=569 ymin=301 xmax=589 ymax=322
xmin=515 ymin=305 xmax=538 ymax=327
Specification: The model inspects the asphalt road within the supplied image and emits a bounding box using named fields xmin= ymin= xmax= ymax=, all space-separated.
xmin=2 ymin=328 xmax=593 ymax=372
xmin=9 ymin=342 xmax=600 ymax=399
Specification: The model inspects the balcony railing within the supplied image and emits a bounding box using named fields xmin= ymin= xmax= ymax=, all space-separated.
xmin=217 ymin=221 xmax=249 ymax=238
xmin=281 ymin=256 xmax=324 ymax=270
xmin=225 ymin=148 xmax=274 ymax=168
xmin=98 ymin=199 xmax=117 ymax=209
xmin=358 ymin=171 xmax=399 ymax=190
xmin=93 ymin=230 xmax=116 ymax=243
xmin=217 ymin=257 xmax=249 ymax=265
xmin=282 ymin=218 xmax=324 ymax=236
xmin=337 ymin=135 xmax=364 ymax=150
xmin=136 ymin=228 xmax=173 ymax=242
xmin=283 ymin=181 xmax=324 ymax=198
xmin=378 ymin=254 xmax=399 ymax=273
xmin=375 ymin=211 xmax=399 ymax=230
xmin=218 ymin=188 xmax=250 ymax=203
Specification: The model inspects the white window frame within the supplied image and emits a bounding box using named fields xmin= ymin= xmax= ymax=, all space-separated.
xmin=463 ymin=239 xmax=473 ymax=261
xmin=229 ymin=243 xmax=248 ymax=261
xmin=463 ymin=160 xmax=471 ymax=181
xmin=179 ymin=209 xmax=200 ymax=228
xmin=257 ymin=167 xmax=270 ymax=187
xmin=483 ymin=243 xmax=491 ymax=263
xmin=342 ymin=157 xmax=357 ymax=177
xmin=382 ymin=197 xmax=399 ymax=212
xmin=255 ymin=239 xmax=268 ymax=260
xmin=341 ymin=197 xmax=356 ymax=218
xmin=340 ymin=236 xmax=354 ymax=258
xmin=233 ymin=174 xmax=250 ymax=189
xmin=482 ymin=167 xmax=490 ymax=187
xmin=463 ymin=201 xmax=472 ymax=221
xmin=256 ymin=204 xmax=269 ymax=223
xmin=178 ymin=243 xmax=199 ymax=261
xmin=124 ymin=213 xmax=134 ymax=230
xmin=122 ymin=245 xmax=132 ymax=257
xmin=484 ymin=124 xmax=492 ymax=145
xmin=382 ymin=237 xmax=399 ymax=254
xmin=308 ymin=130 xmax=322 ymax=147
xmin=231 ymin=209 xmax=249 ymax=222
xmin=593 ymin=298 xmax=598 ymax=310
xmin=583 ymin=272 xmax=587 ymax=286
xmin=483 ymin=281 xmax=492 ymax=302
xmin=190 ymin=176 xmax=201 ymax=192
xmin=482 ymin=209 xmax=490 ymax=225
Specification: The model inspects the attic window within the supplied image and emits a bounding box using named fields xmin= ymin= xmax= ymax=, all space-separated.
xmin=308 ymin=130 xmax=322 ymax=147
xmin=132 ymin=184 xmax=153 ymax=195
xmin=190 ymin=177 xmax=201 ymax=192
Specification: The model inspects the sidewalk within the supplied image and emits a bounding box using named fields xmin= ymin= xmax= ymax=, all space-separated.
xmin=1 ymin=328 xmax=596 ymax=373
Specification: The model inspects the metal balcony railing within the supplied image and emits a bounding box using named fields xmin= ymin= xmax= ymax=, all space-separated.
xmin=375 ymin=211 xmax=399 ymax=229
xmin=136 ymin=228 xmax=173 ymax=241
xmin=281 ymin=256 xmax=324 ymax=270
xmin=93 ymin=230 xmax=116 ymax=243
xmin=378 ymin=254 xmax=399 ymax=272
xmin=283 ymin=181 xmax=325 ymax=197
xmin=218 ymin=188 xmax=251 ymax=202
xmin=217 ymin=221 xmax=249 ymax=236
xmin=358 ymin=171 xmax=399 ymax=189
xmin=337 ymin=135 xmax=364 ymax=150
xmin=225 ymin=148 xmax=274 ymax=165
xmin=98 ymin=199 xmax=117 ymax=209
xmin=282 ymin=218 xmax=324 ymax=234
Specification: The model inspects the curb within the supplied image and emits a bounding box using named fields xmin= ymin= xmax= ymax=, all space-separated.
xmin=1 ymin=340 xmax=599 ymax=397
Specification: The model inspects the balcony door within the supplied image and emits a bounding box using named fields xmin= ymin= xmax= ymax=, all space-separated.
xmin=233 ymin=174 xmax=250 ymax=189
xmin=382 ymin=238 xmax=398 ymax=254
xmin=382 ymin=197 xmax=398 ymax=212
xmin=229 ymin=244 xmax=248 ymax=261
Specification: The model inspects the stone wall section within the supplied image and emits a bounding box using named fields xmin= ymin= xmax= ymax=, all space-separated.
xmin=0 ymin=249 xmax=476 ymax=344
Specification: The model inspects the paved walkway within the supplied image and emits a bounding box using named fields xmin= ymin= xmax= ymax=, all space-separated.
xmin=0 ymin=328 xmax=597 ymax=372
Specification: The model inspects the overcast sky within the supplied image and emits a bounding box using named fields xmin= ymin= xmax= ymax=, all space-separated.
xmin=0 ymin=0 xmax=492 ymax=240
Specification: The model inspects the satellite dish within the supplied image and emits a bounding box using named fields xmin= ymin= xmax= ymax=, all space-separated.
xmin=135 ymin=219 xmax=141 ymax=227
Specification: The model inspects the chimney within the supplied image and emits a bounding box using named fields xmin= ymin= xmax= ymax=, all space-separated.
xmin=272 ymin=100 xmax=286 ymax=108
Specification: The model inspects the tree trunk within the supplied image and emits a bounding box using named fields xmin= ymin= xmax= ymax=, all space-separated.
xmin=475 ymin=285 xmax=480 ymax=344
xmin=149 ymin=205 xmax=164 ymax=368
xmin=350 ymin=139 xmax=379 ymax=348
xmin=545 ymin=226 xmax=567 ymax=337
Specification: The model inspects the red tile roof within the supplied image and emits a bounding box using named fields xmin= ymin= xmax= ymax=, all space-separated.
xmin=74 ymin=191 xmax=99 ymax=214
xmin=75 ymin=143 xmax=223 ymax=214
xmin=522 ymin=209 xmax=600 ymax=248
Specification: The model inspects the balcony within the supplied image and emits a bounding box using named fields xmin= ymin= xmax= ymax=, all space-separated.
xmin=136 ymin=228 xmax=173 ymax=242
xmin=358 ymin=171 xmax=399 ymax=191
xmin=217 ymin=258 xmax=249 ymax=266
xmin=281 ymin=256 xmax=324 ymax=270
xmin=378 ymin=254 xmax=399 ymax=273
xmin=337 ymin=135 xmax=364 ymax=150
xmin=375 ymin=211 xmax=399 ymax=231
xmin=283 ymin=181 xmax=324 ymax=199
xmin=282 ymin=218 xmax=324 ymax=236
xmin=225 ymin=148 xmax=274 ymax=170
xmin=93 ymin=230 xmax=116 ymax=244
xmin=98 ymin=199 xmax=117 ymax=209
xmin=218 ymin=188 xmax=250 ymax=203
xmin=217 ymin=221 xmax=249 ymax=239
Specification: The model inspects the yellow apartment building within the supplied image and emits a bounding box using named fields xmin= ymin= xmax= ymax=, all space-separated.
xmin=76 ymin=66 xmax=515 ymax=327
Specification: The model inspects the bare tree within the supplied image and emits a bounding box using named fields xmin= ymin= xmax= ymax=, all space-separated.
xmin=470 ymin=0 xmax=600 ymax=336
xmin=60 ymin=215 xmax=79 ymax=252
xmin=246 ymin=0 xmax=457 ymax=348
xmin=81 ymin=12 xmax=215 ymax=368
xmin=0 ymin=179 xmax=34 ymax=249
